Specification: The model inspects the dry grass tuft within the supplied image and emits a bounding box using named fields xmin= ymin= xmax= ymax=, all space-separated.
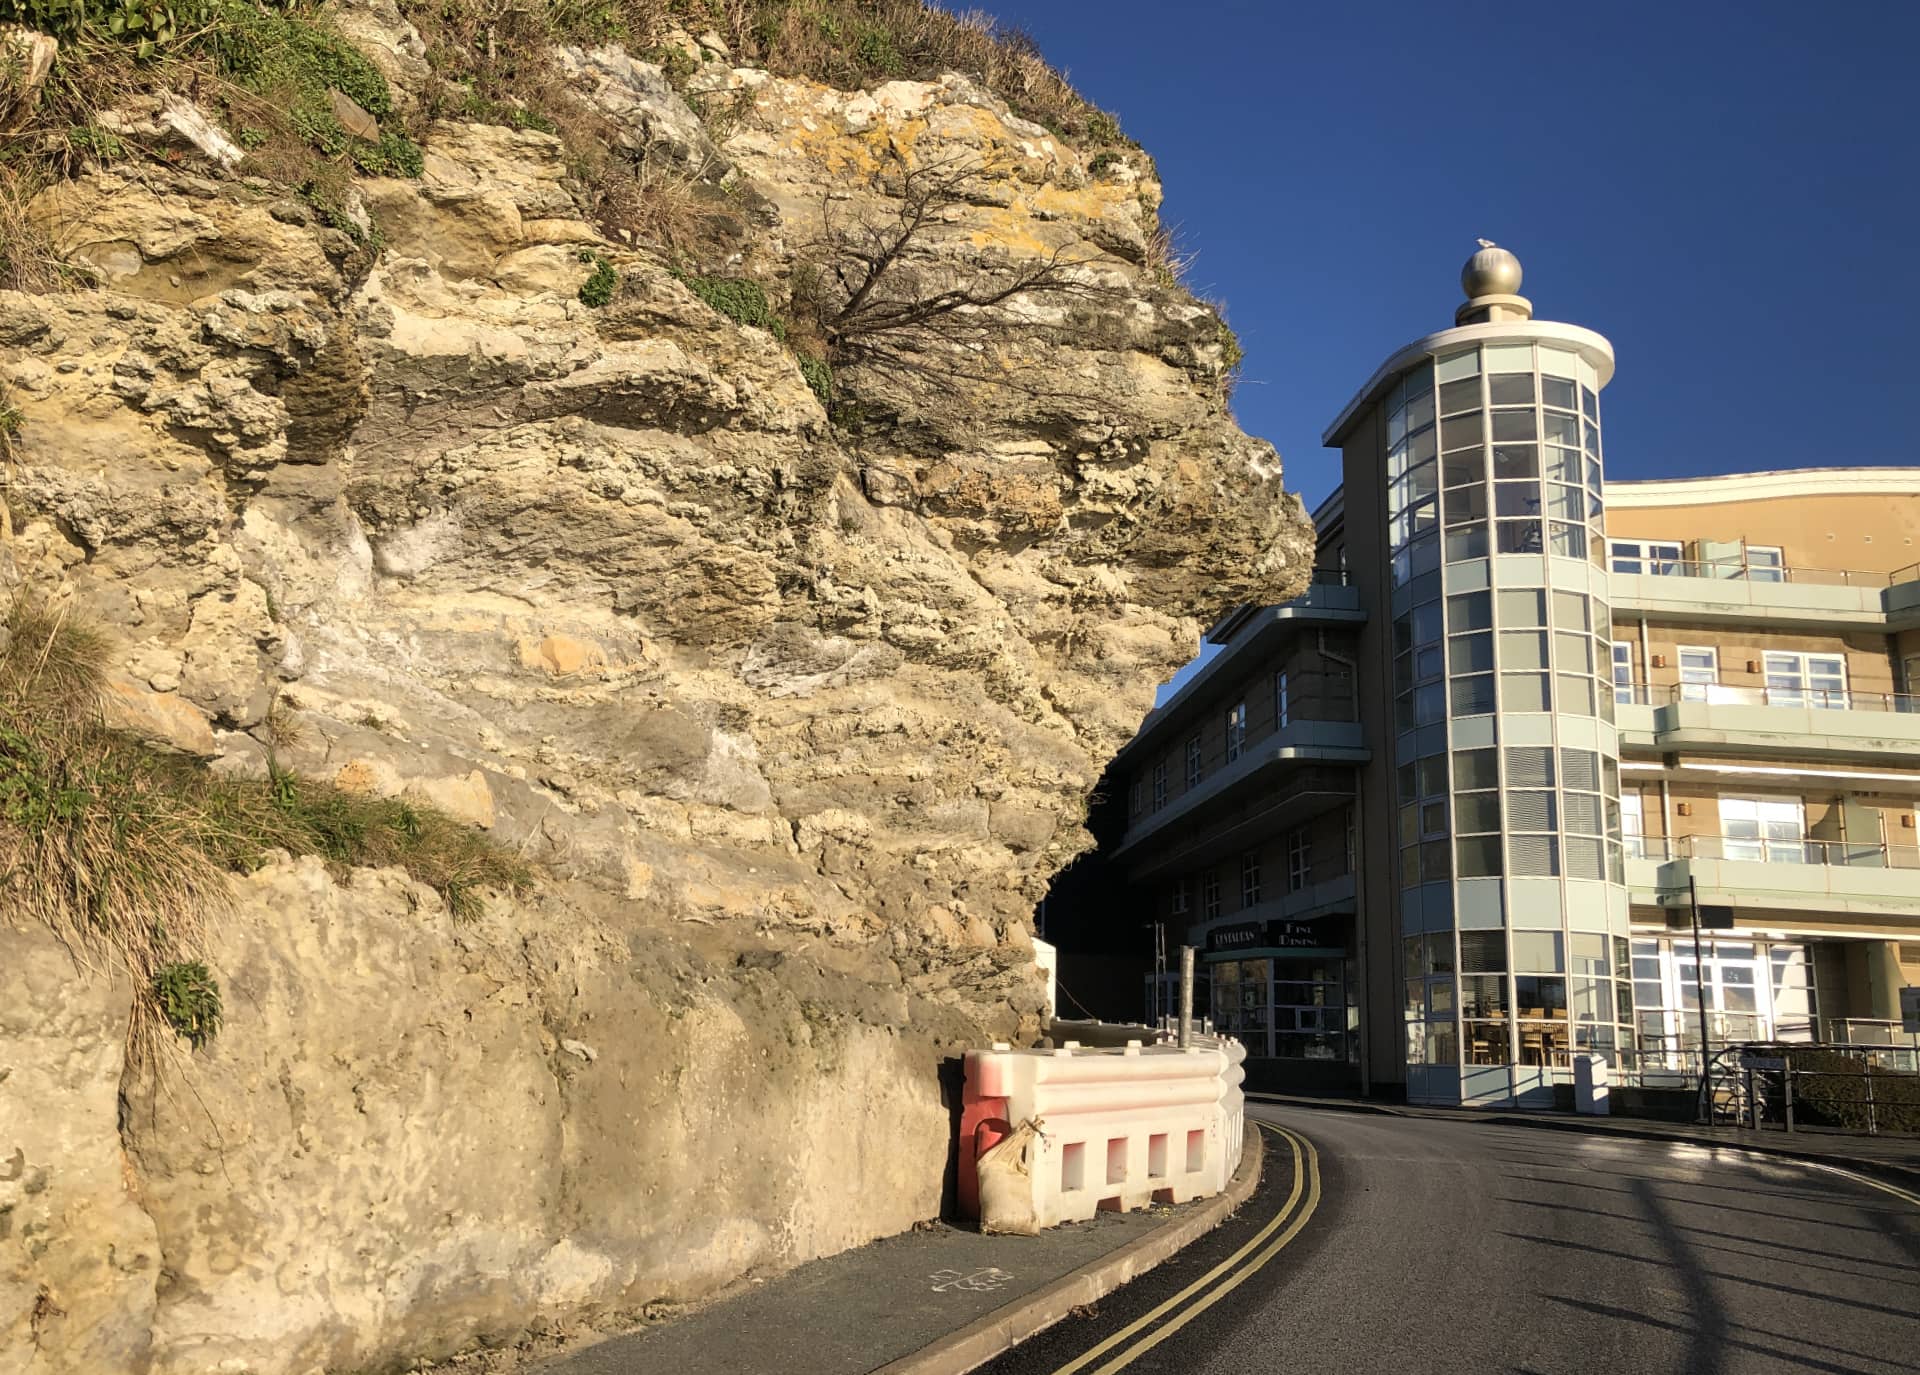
xmin=0 ymin=598 xmax=535 ymax=1053
xmin=0 ymin=160 xmax=66 ymax=293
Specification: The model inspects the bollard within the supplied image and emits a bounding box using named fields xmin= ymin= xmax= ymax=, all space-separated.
xmin=1178 ymin=945 xmax=1195 ymax=1049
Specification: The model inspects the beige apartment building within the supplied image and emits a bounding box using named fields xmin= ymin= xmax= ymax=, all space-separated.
xmin=1106 ymin=247 xmax=1920 ymax=1103
xmin=1607 ymin=470 xmax=1920 ymax=1064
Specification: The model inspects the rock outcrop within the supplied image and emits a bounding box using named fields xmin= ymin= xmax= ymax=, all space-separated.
xmin=0 ymin=14 xmax=1312 ymax=1372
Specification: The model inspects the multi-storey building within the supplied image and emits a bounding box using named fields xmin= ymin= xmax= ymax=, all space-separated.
xmin=1108 ymin=246 xmax=1920 ymax=1105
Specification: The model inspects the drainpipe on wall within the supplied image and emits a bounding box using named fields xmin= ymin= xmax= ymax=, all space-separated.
xmin=1318 ymin=631 xmax=1371 ymax=1097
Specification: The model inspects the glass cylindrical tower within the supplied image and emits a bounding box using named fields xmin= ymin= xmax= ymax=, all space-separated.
xmin=1332 ymin=244 xmax=1628 ymax=1106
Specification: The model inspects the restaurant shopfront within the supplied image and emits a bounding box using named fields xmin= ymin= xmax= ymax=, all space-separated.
xmin=1205 ymin=913 xmax=1359 ymax=1069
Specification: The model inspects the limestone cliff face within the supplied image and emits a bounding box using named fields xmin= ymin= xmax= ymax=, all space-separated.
xmin=0 ymin=10 xmax=1312 ymax=1371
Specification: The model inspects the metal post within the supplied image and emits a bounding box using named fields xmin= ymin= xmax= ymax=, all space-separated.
xmin=1178 ymin=945 xmax=1195 ymax=1049
xmin=1783 ymin=1051 xmax=1795 ymax=1133
xmin=1865 ymin=1060 xmax=1877 ymax=1136
xmin=1689 ymin=876 xmax=1713 ymax=1121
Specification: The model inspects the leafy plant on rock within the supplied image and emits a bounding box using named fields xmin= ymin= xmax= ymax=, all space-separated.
xmin=151 ymin=960 xmax=221 ymax=1048
xmin=577 ymin=250 xmax=617 ymax=307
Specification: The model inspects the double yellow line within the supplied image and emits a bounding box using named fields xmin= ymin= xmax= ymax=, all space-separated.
xmin=1046 ymin=1121 xmax=1321 ymax=1375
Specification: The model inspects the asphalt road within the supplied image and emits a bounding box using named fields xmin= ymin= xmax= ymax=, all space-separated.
xmin=979 ymin=1106 xmax=1920 ymax=1375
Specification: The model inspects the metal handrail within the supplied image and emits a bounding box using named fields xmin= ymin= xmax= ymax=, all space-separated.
xmin=1703 ymin=1042 xmax=1920 ymax=1135
xmin=1662 ymin=683 xmax=1920 ymax=713
xmin=1891 ymin=560 xmax=1920 ymax=587
xmin=1633 ymin=833 xmax=1920 ymax=868
xmin=1307 ymin=567 xmax=1351 ymax=587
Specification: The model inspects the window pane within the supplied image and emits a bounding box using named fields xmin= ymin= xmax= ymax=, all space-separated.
xmin=1487 ymin=373 xmax=1536 ymax=406
xmin=1560 ymin=748 xmax=1599 ymax=791
xmin=1407 ymin=389 xmax=1434 ymax=432
xmin=1508 ymin=789 xmax=1557 ymax=830
xmin=1450 ymin=630 xmax=1494 ymax=673
xmin=1511 ymin=834 xmax=1560 ymax=876
xmin=1512 ymin=932 xmax=1564 ymax=972
xmin=1542 ymin=376 xmax=1577 ymax=411
xmin=1461 ymin=974 xmax=1510 ymax=1018
xmin=1498 ymin=588 xmax=1546 ymax=625
xmin=1444 ymin=449 xmax=1486 ymax=488
xmin=1492 ymin=444 xmax=1539 ymax=480
xmin=1547 ymin=484 xmax=1585 ymax=521
xmin=1492 ymin=410 xmax=1538 ymax=442
xmin=1495 ymin=481 xmax=1541 ymax=516
xmin=1456 ymin=790 xmax=1501 ymax=832
xmin=1451 ymin=674 xmax=1495 ymax=714
xmin=1465 ymin=1023 xmax=1512 ymax=1065
xmin=1552 ymin=591 xmax=1589 ymax=631
xmin=1497 ymin=519 xmax=1542 ymax=554
xmin=1446 ymin=526 xmax=1490 ymax=561
xmin=1445 ymin=482 xmax=1489 ymax=525
xmin=1542 ymin=413 xmax=1580 ymax=448
xmin=1501 ymin=630 xmax=1549 ymax=670
xmin=1506 ymin=746 xmax=1555 ymax=787
xmin=1439 ymin=377 xmax=1481 ymax=415
xmin=1441 ymin=413 xmax=1485 ymax=450
xmin=1454 ymin=747 xmax=1498 ymax=790
xmin=1515 ymin=975 xmax=1568 ymax=1016
xmin=1460 ymin=932 xmax=1508 ymax=972
xmin=1546 ymin=446 xmax=1583 ymax=484
xmin=1448 ymin=590 xmax=1492 ymax=632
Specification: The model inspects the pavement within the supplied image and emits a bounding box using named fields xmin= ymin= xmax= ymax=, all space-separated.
xmin=983 ymin=1105 xmax=1920 ymax=1374
xmin=533 ymin=1133 xmax=1268 ymax=1375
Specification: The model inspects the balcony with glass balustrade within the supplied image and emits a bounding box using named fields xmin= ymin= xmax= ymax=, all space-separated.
xmin=1613 ymin=681 xmax=1920 ymax=762
xmin=1606 ymin=545 xmax=1920 ymax=629
xmin=1624 ymin=830 xmax=1920 ymax=917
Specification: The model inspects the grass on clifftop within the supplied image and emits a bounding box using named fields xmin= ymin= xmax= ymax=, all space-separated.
xmin=0 ymin=598 xmax=532 ymax=1053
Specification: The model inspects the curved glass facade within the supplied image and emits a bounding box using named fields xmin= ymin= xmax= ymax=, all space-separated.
xmin=1383 ymin=340 xmax=1631 ymax=1101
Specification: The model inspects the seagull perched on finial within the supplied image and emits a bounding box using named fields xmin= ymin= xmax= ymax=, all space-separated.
xmin=1477 ymin=238 xmax=1498 ymax=249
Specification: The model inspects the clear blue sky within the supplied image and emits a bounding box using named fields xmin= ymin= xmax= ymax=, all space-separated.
xmin=983 ymin=0 xmax=1919 ymax=511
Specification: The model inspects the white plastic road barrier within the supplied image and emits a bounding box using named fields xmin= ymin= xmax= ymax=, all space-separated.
xmin=960 ymin=1035 xmax=1247 ymax=1234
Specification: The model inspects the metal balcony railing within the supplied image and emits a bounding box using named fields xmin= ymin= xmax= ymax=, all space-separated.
xmin=1625 ymin=558 xmax=1892 ymax=587
xmin=1130 ymin=672 xmax=1361 ymax=822
xmin=1306 ymin=567 xmax=1351 ymax=587
xmin=1612 ymin=681 xmax=1920 ymax=712
xmin=1662 ymin=683 xmax=1920 ymax=712
xmin=1630 ymin=833 xmax=1920 ymax=868
xmin=1832 ymin=1019 xmax=1920 ymax=1055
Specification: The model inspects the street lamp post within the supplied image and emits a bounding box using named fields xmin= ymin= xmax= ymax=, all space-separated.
xmin=1689 ymin=876 xmax=1713 ymax=1121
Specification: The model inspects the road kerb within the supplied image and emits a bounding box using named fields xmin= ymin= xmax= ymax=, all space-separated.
xmin=870 ymin=1130 xmax=1267 ymax=1375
